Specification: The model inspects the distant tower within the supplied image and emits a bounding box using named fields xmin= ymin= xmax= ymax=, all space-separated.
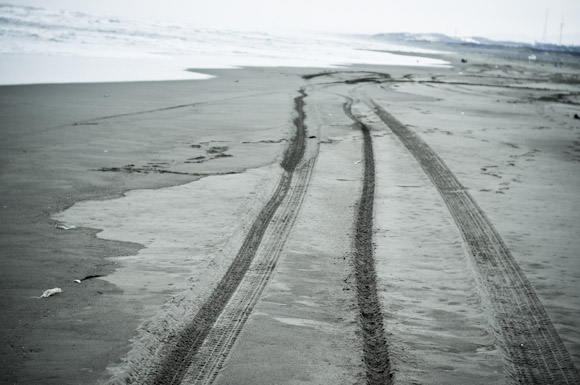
xmin=542 ymin=9 xmax=549 ymax=43
xmin=559 ymin=16 xmax=564 ymax=45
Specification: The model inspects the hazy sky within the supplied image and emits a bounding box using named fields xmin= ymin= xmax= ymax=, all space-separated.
xmin=8 ymin=0 xmax=580 ymax=44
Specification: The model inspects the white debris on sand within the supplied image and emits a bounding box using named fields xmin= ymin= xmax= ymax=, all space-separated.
xmin=33 ymin=288 xmax=62 ymax=299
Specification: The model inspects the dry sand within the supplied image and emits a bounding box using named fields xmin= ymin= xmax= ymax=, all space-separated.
xmin=1 ymin=47 xmax=579 ymax=384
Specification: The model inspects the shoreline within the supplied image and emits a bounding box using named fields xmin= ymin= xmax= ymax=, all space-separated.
xmin=0 ymin=67 xmax=307 ymax=384
xmin=1 ymin=51 xmax=579 ymax=384
xmin=0 ymin=43 xmax=451 ymax=86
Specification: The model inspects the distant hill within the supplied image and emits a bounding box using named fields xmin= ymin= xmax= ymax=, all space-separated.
xmin=373 ymin=33 xmax=580 ymax=54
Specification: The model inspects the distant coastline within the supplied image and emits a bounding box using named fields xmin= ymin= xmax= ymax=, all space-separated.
xmin=372 ymin=32 xmax=580 ymax=53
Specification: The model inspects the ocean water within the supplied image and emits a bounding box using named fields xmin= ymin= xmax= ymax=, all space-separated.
xmin=0 ymin=4 xmax=450 ymax=85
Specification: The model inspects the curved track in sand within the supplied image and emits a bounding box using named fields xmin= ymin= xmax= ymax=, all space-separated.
xmin=149 ymin=89 xmax=315 ymax=385
xmin=370 ymin=101 xmax=580 ymax=384
xmin=147 ymin=72 xmax=579 ymax=385
xmin=343 ymin=101 xmax=394 ymax=385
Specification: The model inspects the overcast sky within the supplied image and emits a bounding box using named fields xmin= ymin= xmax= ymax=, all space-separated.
xmin=8 ymin=0 xmax=580 ymax=44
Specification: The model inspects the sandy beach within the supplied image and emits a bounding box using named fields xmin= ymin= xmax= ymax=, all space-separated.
xmin=1 ymin=46 xmax=580 ymax=385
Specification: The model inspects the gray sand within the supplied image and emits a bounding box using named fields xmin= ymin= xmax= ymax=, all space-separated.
xmin=0 ymin=69 xmax=306 ymax=384
xmin=1 ymin=49 xmax=579 ymax=384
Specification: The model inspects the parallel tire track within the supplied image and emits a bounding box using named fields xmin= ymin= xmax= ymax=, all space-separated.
xmin=371 ymin=102 xmax=580 ymax=384
xmin=344 ymin=102 xmax=394 ymax=385
xmin=182 ymin=158 xmax=315 ymax=384
xmin=149 ymin=89 xmax=312 ymax=385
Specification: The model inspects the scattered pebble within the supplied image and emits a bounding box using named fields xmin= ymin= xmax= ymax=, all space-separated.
xmin=55 ymin=224 xmax=76 ymax=230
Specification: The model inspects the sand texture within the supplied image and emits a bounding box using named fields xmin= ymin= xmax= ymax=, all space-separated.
xmin=1 ymin=48 xmax=580 ymax=384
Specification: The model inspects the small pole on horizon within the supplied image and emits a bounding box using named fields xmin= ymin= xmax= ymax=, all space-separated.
xmin=542 ymin=8 xmax=549 ymax=43
xmin=559 ymin=16 xmax=564 ymax=45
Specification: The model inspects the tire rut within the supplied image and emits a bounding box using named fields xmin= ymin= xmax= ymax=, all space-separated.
xmin=182 ymin=158 xmax=315 ymax=385
xmin=344 ymin=101 xmax=394 ymax=385
xmin=371 ymin=102 xmax=580 ymax=384
xmin=148 ymin=89 xmax=313 ymax=385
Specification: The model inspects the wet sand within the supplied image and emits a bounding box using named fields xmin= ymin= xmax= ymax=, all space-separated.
xmin=1 ymin=47 xmax=580 ymax=384
xmin=0 ymin=69 xmax=307 ymax=384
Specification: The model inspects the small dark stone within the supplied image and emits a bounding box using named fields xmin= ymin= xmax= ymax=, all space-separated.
xmin=574 ymin=114 xmax=579 ymax=119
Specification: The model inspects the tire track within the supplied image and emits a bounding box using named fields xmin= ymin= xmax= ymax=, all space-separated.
xmin=370 ymin=102 xmax=580 ymax=384
xmin=344 ymin=101 xmax=394 ymax=385
xmin=148 ymin=89 xmax=312 ymax=385
xmin=182 ymin=158 xmax=314 ymax=385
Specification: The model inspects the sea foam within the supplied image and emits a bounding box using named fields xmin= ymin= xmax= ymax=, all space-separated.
xmin=0 ymin=4 xmax=449 ymax=85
